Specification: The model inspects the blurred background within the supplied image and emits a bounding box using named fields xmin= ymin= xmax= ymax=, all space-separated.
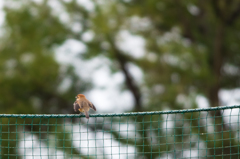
xmin=1 ymin=0 xmax=240 ymax=158
xmin=1 ymin=0 xmax=240 ymax=114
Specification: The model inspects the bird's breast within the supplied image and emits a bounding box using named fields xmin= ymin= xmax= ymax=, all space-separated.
xmin=78 ymin=108 xmax=85 ymax=112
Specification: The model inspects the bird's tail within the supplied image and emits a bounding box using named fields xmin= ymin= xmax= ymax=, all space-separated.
xmin=84 ymin=111 xmax=89 ymax=119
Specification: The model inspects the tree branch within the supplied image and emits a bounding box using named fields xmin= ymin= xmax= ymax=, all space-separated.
xmin=107 ymin=35 xmax=143 ymax=112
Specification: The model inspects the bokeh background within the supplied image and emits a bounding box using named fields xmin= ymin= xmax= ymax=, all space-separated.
xmin=1 ymin=0 xmax=240 ymax=114
xmin=0 ymin=0 xmax=240 ymax=158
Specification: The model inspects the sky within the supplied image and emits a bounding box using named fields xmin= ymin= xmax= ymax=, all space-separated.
xmin=0 ymin=1 xmax=5 ymax=31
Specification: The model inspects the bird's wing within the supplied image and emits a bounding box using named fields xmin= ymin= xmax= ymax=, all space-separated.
xmin=73 ymin=101 xmax=81 ymax=112
xmin=89 ymin=102 xmax=97 ymax=111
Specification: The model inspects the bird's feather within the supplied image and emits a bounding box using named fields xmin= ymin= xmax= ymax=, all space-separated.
xmin=89 ymin=103 xmax=97 ymax=111
xmin=73 ymin=101 xmax=80 ymax=112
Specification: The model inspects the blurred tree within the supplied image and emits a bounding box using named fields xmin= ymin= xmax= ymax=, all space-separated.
xmin=0 ymin=1 xmax=90 ymax=157
xmin=78 ymin=0 xmax=240 ymax=158
xmin=0 ymin=1 xmax=90 ymax=114
xmin=121 ymin=0 xmax=240 ymax=157
xmin=81 ymin=0 xmax=240 ymax=158
xmin=1 ymin=0 xmax=240 ymax=158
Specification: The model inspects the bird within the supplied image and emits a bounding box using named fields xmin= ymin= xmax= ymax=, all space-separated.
xmin=73 ymin=94 xmax=96 ymax=119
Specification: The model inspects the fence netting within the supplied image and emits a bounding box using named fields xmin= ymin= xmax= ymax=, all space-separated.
xmin=0 ymin=105 xmax=240 ymax=159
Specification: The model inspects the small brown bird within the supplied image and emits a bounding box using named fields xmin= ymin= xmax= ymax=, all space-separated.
xmin=73 ymin=94 xmax=96 ymax=119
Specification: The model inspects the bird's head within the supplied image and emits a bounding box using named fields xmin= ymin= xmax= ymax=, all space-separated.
xmin=75 ymin=94 xmax=86 ymax=99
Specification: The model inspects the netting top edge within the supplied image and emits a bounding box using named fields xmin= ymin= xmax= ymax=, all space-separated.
xmin=0 ymin=105 xmax=239 ymax=118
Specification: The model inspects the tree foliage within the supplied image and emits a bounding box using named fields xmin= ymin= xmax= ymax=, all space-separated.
xmin=1 ymin=0 xmax=240 ymax=158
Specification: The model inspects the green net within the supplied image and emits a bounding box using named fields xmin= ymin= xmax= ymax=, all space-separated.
xmin=0 ymin=105 xmax=240 ymax=159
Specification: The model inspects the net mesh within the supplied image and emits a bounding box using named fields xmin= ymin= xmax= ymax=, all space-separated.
xmin=0 ymin=105 xmax=239 ymax=159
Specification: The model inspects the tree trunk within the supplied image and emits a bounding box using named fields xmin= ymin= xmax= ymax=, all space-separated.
xmin=208 ymin=22 xmax=238 ymax=158
xmin=107 ymin=35 xmax=142 ymax=112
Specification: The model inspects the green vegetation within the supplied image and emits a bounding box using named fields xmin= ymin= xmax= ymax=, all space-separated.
xmin=0 ymin=0 xmax=240 ymax=158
